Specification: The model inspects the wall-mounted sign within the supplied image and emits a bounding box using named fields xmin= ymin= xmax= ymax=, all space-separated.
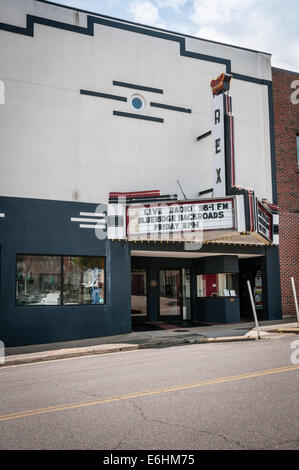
xmin=127 ymin=198 xmax=235 ymax=238
xmin=254 ymin=270 xmax=263 ymax=309
xmin=211 ymin=93 xmax=226 ymax=197
xmin=256 ymin=200 xmax=272 ymax=242
xmin=210 ymin=73 xmax=235 ymax=197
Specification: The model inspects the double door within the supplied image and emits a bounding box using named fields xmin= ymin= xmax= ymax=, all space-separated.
xmin=131 ymin=267 xmax=192 ymax=321
xmin=159 ymin=268 xmax=191 ymax=320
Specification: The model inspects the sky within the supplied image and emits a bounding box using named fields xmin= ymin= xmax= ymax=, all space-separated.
xmin=49 ymin=0 xmax=298 ymax=71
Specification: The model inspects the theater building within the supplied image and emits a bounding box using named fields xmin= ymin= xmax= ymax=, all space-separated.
xmin=0 ymin=0 xmax=282 ymax=347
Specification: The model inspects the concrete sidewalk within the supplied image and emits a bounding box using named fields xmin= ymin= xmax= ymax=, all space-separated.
xmin=1 ymin=317 xmax=298 ymax=367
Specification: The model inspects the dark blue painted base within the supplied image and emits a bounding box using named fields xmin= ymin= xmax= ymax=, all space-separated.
xmin=0 ymin=197 xmax=282 ymax=347
xmin=195 ymin=297 xmax=240 ymax=323
xmin=0 ymin=196 xmax=131 ymax=347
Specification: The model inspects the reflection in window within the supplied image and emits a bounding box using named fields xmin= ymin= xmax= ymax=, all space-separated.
xmin=63 ymin=256 xmax=105 ymax=305
xmin=16 ymin=255 xmax=105 ymax=306
xmin=16 ymin=255 xmax=61 ymax=305
xmin=197 ymin=273 xmax=239 ymax=297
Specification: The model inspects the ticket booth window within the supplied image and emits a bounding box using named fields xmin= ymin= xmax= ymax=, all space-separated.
xmin=197 ymin=273 xmax=239 ymax=297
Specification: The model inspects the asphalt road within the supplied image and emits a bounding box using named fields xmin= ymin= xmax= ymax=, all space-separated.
xmin=0 ymin=335 xmax=298 ymax=450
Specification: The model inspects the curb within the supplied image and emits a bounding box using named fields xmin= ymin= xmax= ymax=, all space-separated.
xmin=263 ymin=328 xmax=299 ymax=335
xmin=140 ymin=335 xmax=257 ymax=348
xmin=2 ymin=344 xmax=139 ymax=367
xmin=1 ymin=335 xmax=257 ymax=367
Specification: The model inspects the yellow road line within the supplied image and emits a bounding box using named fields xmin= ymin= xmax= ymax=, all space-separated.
xmin=0 ymin=364 xmax=298 ymax=423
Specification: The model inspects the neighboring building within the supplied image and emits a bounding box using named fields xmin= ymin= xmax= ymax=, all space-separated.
xmin=0 ymin=0 xmax=282 ymax=347
xmin=272 ymin=67 xmax=299 ymax=316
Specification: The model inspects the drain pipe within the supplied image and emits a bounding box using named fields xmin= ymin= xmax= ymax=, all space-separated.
xmin=247 ymin=280 xmax=261 ymax=339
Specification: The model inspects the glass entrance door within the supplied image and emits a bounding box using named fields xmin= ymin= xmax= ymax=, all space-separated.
xmin=159 ymin=269 xmax=182 ymax=318
xmin=131 ymin=269 xmax=147 ymax=321
xmin=182 ymin=268 xmax=191 ymax=321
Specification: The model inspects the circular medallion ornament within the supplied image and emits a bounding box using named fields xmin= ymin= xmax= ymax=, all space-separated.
xmin=130 ymin=94 xmax=145 ymax=111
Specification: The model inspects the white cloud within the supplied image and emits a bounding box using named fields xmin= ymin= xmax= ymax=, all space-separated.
xmin=156 ymin=0 xmax=189 ymax=11
xmin=190 ymin=0 xmax=299 ymax=70
xmin=191 ymin=0 xmax=251 ymax=25
xmin=129 ymin=0 xmax=165 ymax=27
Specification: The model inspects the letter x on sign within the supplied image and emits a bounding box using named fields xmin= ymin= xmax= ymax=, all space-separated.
xmin=216 ymin=168 xmax=221 ymax=183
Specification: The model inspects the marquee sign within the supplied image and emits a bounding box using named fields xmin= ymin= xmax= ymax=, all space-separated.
xmin=256 ymin=200 xmax=272 ymax=242
xmin=127 ymin=198 xmax=235 ymax=238
xmin=106 ymin=193 xmax=278 ymax=245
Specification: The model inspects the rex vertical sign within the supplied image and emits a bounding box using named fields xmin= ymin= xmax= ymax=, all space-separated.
xmin=211 ymin=93 xmax=226 ymax=196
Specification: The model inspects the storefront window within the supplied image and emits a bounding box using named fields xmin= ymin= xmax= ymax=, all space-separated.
xmin=16 ymin=255 xmax=105 ymax=306
xmin=63 ymin=256 xmax=105 ymax=305
xmin=197 ymin=273 xmax=239 ymax=298
xmin=16 ymin=255 xmax=61 ymax=305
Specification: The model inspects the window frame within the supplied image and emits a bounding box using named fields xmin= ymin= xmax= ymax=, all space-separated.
xmin=15 ymin=254 xmax=106 ymax=307
xmin=196 ymin=272 xmax=239 ymax=298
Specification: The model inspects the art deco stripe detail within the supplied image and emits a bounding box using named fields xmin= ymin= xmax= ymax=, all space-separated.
xmin=113 ymin=111 xmax=163 ymax=123
xmin=80 ymin=89 xmax=127 ymax=102
xmin=150 ymin=102 xmax=191 ymax=113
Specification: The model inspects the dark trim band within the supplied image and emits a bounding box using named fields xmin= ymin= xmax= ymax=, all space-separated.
xmin=0 ymin=14 xmax=231 ymax=72
xmin=35 ymin=0 xmax=271 ymax=57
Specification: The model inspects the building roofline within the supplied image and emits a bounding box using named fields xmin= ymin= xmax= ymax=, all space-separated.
xmin=272 ymin=66 xmax=299 ymax=76
xmin=35 ymin=0 xmax=272 ymax=57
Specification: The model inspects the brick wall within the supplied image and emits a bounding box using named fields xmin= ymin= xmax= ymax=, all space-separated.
xmin=272 ymin=67 xmax=299 ymax=316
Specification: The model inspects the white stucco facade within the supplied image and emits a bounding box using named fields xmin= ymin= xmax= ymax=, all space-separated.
xmin=0 ymin=0 xmax=274 ymax=204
